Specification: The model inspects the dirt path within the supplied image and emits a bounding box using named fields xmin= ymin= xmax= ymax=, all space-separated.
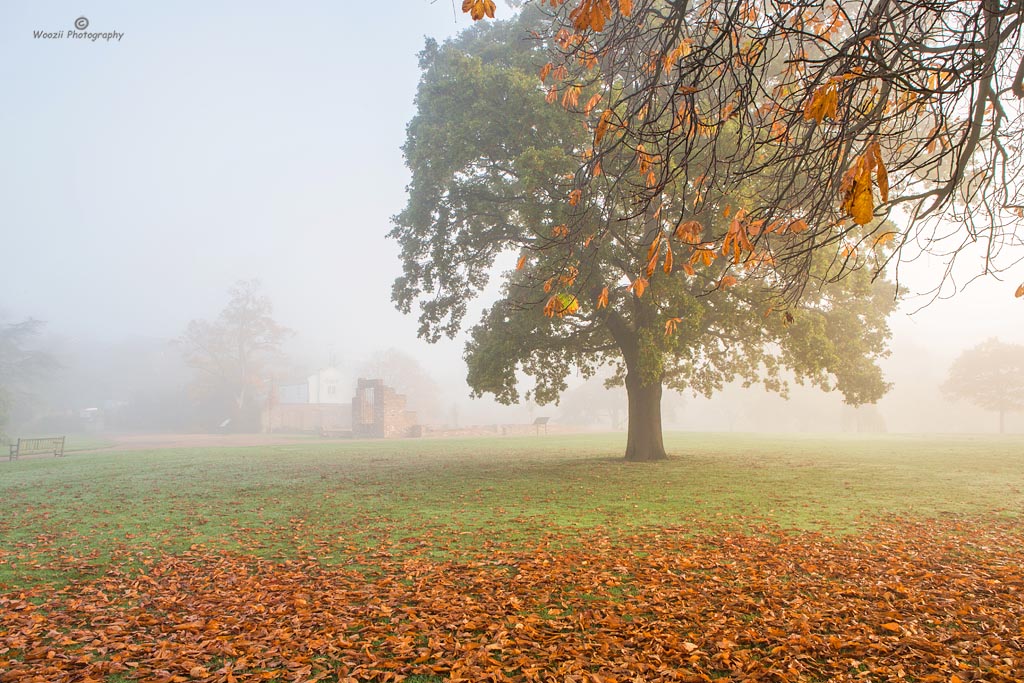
xmin=85 ymin=433 xmax=347 ymax=452
xmin=1 ymin=434 xmax=350 ymax=461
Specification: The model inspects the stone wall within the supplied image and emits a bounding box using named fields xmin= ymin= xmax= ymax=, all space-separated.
xmin=351 ymin=378 xmax=419 ymax=438
xmin=263 ymin=403 xmax=350 ymax=434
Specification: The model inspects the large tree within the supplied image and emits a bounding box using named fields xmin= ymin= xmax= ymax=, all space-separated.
xmin=941 ymin=338 xmax=1024 ymax=433
xmin=392 ymin=10 xmax=897 ymax=460
xmin=460 ymin=0 xmax=1024 ymax=303
xmin=178 ymin=280 xmax=291 ymax=431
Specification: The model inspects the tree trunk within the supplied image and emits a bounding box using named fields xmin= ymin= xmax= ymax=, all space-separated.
xmin=624 ymin=374 xmax=667 ymax=461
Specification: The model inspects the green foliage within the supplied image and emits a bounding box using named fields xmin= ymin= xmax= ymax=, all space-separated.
xmin=393 ymin=9 xmax=897 ymax=415
xmin=392 ymin=12 xmax=583 ymax=342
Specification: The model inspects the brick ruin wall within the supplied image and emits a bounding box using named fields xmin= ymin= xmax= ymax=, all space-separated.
xmin=351 ymin=379 xmax=418 ymax=438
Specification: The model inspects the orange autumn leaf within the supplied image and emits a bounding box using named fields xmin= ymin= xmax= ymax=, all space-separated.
xmin=674 ymin=220 xmax=703 ymax=243
xmin=722 ymin=213 xmax=755 ymax=264
xmin=664 ymin=317 xmax=682 ymax=336
xmin=561 ymin=84 xmax=582 ymax=108
xmin=645 ymin=253 xmax=658 ymax=277
xmin=544 ymin=293 xmax=579 ymax=318
xmin=461 ymin=0 xmax=496 ymax=20
xmin=595 ymin=109 xmax=614 ymax=144
xmin=516 ymin=254 xmax=528 ymax=270
xmin=558 ymin=266 xmax=579 ymax=287
xmin=803 ymin=82 xmax=838 ymax=123
xmin=870 ymin=141 xmax=890 ymax=202
xmin=841 ymin=156 xmax=876 ymax=225
xmin=597 ymin=286 xmax=609 ymax=308
xmin=568 ymin=189 xmax=582 ymax=206
xmin=646 ymin=233 xmax=662 ymax=265
xmin=841 ymin=141 xmax=889 ymax=225
xmin=873 ymin=231 xmax=896 ymax=247
xmin=1015 ymin=283 xmax=1024 ymax=298
xmin=569 ymin=0 xmax=615 ymax=31
xmin=690 ymin=247 xmax=716 ymax=267
xmin=629 ymin=276 xmax=648 ymax=297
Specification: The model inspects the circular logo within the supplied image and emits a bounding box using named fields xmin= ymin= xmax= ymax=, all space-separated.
xmin=74 ymin=16 xmax=89 ymax=30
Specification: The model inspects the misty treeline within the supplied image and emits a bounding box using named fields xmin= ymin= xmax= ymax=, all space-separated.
xmin=0 ymin=282 xmax=445 ymax=438
xmin=1 ymin=289 xmax=1021 ymax=438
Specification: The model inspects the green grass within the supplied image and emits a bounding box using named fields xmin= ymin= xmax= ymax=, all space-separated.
xmin=1 ymin=431 xmax=1021 ymax=591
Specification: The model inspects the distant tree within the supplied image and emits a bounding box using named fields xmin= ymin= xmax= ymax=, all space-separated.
xmin=0 ymin=318 xmax=56 ymax=441
xmin=178 ymin=281 xmax=291 ymax=431
xmin=392 ymin=11 xmax=898 ymax=461
xmin=357 ymin=348 xmax=442 ymax=421
xmin=942 ymin=339 xmax=1024 ymax=434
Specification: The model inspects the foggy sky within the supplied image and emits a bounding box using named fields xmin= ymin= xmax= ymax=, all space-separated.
xmin=2 ymin=1 xmax=1023 ymax=423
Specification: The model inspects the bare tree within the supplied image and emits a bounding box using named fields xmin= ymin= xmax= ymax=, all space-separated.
xmin=462 ymin=0 xmax=1024 ymax=306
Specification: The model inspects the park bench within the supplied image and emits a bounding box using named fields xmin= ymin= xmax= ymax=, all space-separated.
xmin=8 ymin=436 xmax=65 ymax=460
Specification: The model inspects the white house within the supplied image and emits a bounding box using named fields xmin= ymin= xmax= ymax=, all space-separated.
xmin=306 ymin=366 xmax=349 ymax=404
xmin=265 ymin=366 xmax=352 ymax=433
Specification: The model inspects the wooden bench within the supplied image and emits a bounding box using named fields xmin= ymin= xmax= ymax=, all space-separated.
xmin=9 ymin=436 xmax=65 ymax=460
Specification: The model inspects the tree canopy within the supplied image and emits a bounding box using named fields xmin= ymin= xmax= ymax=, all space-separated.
xmin=393 ymin=9 xmax=897 ymax=460
xmin=461 ymin=0 xmax=1024 ymax=305
xmin=941 ymin=338 xmax=1024 ymax=433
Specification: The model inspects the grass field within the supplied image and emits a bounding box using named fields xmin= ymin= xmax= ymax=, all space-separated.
xmin=2 ymin=431 xmax=1021 ymax=589
xmin=1 ymin=432 xmax=1022 ymax=682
